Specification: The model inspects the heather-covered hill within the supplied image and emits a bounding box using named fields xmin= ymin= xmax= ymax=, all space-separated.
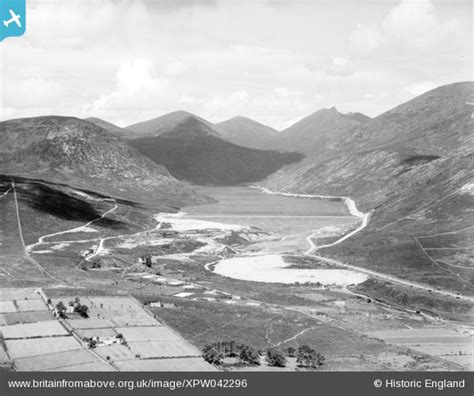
xmin=264 ymin=82 xmax=474 ymax=294
xmin=0 ymin=116 xmax=209 ymax=208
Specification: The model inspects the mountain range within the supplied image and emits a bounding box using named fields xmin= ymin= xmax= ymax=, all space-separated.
xmin=127 ymin=114 xmax=303 ymax=185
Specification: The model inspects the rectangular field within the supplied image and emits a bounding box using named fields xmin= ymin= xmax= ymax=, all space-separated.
xmin=0 ymin=320 xmax=68 ymax=339
xmin=114 ymin=357 xmax=215 ymax=371
xmin=5 ymin=336 xmax=81 ymax=359
xmin=45 ymin=361 xmax=115 ymax=371
xmin=94 ymin=344 xmax=135 ymax=362
xmin=0 ymin=289 xmax=42 ymax=301
xmin=127 ymin=341 xmax=199 ymax=358
xmin=75 ymin=328 xmax=118 ymax=339
xmin=68 ymin=319 xmax=116 ymax=329
xmin=114 ymin=326 xmax=178 ymax=342
xmin=0 ymin=311 xmax=52 ymax=326
xmin=14 ymin=349 xmax=99 ymax=371
xmin=110 ymin=316 xmax=158 ymax=327
xmin=0 ymin=301 xmax=17 ymax=313
xmin=87 ymin=308 xmax=157 ymax=326
xmin=15 ymin=299 xmax=48 ymax=312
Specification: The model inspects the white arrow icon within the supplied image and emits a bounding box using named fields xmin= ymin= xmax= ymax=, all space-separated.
xmin=3 ymin=9 xmax=21 ymax=28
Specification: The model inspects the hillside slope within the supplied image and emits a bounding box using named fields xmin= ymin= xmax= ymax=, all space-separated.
xmin=84 ymin=117 xmax=129 ymax=139
xmin=129 ymin=116 xmax=303 ymax=186
xmin=268 ymin=107 xmax=365 ymax=153
xmin=265 ymin=82 xmax=474 ymax=294
xmin=0 ymin=116 xmax=208 ymax=208
xmin=214 ymin=116 xmax=279 ymax=149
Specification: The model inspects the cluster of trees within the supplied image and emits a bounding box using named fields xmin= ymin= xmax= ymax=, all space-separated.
xmin=202 ymin=341 xmax=325 ymax=369
xmin=294 ymin=345 xmax=325 ymax=368
xmin=202 ymin=341 xmax=260 ymax=366
xmin=80 ymin=259 xmax=102 ymax=271
xmin=55 ymin=297 xmax=89 ymax=318
xmin=265 ymin=345 xmax=325 ymax=368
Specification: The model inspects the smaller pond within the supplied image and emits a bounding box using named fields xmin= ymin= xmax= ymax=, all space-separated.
xmin=213 ymin=254 xmax=368 ymax=286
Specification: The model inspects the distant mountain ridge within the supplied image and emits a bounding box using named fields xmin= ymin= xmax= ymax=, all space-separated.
xmin=125 ymin=110 xmax=216 ymax=138
xmin=267 ymin=107 xmax=367 ymax=153
xmin=214 ymin=116 xmax=279 ymax=149
xmin=128 ymin=116 xmax=303 ymax=186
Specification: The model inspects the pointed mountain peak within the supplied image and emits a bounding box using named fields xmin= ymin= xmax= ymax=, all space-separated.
xmin=125 ymin=110 xmax=214 ymax=137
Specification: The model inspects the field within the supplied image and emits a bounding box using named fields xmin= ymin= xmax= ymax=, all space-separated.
xmin=94 ymin=344 xmax=135 ymax=361
xmin=5 ymin=336 xmax=81 ymax=359
xmin=53 ymin=295 xmax=214 ymax=371
xmin=366 ymin=328 xmax=473 ymax=370
xmin=46 ymin=361 xmax=115 ymax=371
xmin=14 ymin=349 xmax=101 ymax=371
xmin=0 ymin=320 xmax=68 ymax=339
xmin=114 ymin=357 xmax=216 ymax=371
xmin=127 ymin=341 xmax=198 ymax=358
xmin=0 ymin=290 xmax=215 ymax=371
xmin=0 ymin=289 xmax=43 ymax=301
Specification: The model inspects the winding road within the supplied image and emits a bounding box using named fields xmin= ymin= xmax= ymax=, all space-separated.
xmin=256 ymin=186 xmax=474 ymax=303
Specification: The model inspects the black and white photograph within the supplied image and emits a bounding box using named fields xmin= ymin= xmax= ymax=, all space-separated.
xmin=0 ymin=0 xmax=472 ymax=394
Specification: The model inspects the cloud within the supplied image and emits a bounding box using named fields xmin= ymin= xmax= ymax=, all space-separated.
xmin=332 ymin=57 xmax=348 ymax=66
xmin=349 ymin=0 xmax=463 ymax=54
xmin=273 ymin=88 xmax=302 ymax=97
xmin=1 ymin=0 xmax=470 ymax=128
xmin=403 ymin=81 xmax=436 ymax=96
xmin=3 ymin=78 xmax=64 ymax=109
xmin=84 ymin=59 xmax=168 ymax=117
xmin=382 ymin=0 xmax=437 ymax=47
xmin=349 ymin=24 xmax=381 ymax=53
xmin=163 ymin=60 xmax=189 ymax=76
xmin=142 ymin=0 xmax=217 ymax=13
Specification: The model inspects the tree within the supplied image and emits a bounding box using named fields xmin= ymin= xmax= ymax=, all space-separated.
xmin=75 ymin=304 xmax=89 ymax=318
xmin=296 ymin=345 xmax=325 ymax=368
xmin=266 ymin=348 xmax=286 ymax=367
xmin=202 ymin=345 xmax=224 ymax=365
xmin=287 ymin=346 xmax=296 ymax=357
xmin=91 ymin=259 xmax=101 ymax=269
xmin=55 ymin=301 xmax=67 ymax=318
xmin=238 ymin=345 xmax=260 ymax=366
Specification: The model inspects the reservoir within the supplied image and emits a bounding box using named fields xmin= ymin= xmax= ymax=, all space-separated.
xmin=183 ymin=186 xmax=360 ymax=253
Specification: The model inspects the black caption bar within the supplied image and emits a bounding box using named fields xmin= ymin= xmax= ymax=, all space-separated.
xmin=0 ymin=372 xmax=472 ymax=396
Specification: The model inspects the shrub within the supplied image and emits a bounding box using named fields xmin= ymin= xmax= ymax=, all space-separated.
xmin=296 ymin=345 xmax=325 ymax=368
xmin=238 ymin=344 xmax=260 ymax=365
xmin=266 ymin=348 xmax=286 ymax=367
xmin=202 ymin=345 xmax=224 ymax=365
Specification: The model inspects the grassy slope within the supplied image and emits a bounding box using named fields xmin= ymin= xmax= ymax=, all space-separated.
xmin=264 ymin=82 xmax=474 ymax=295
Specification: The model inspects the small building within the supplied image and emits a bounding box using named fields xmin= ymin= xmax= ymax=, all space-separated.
xmin=156 ymin=230 xmax=179 ymax=238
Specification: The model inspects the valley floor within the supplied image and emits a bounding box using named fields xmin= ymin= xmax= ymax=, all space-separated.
xmin=0 ymin=182 xmax=472 ymax=372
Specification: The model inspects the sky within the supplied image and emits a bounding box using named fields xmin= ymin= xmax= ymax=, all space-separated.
xmin=0 ymin=0 xmax=472 ymax=130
